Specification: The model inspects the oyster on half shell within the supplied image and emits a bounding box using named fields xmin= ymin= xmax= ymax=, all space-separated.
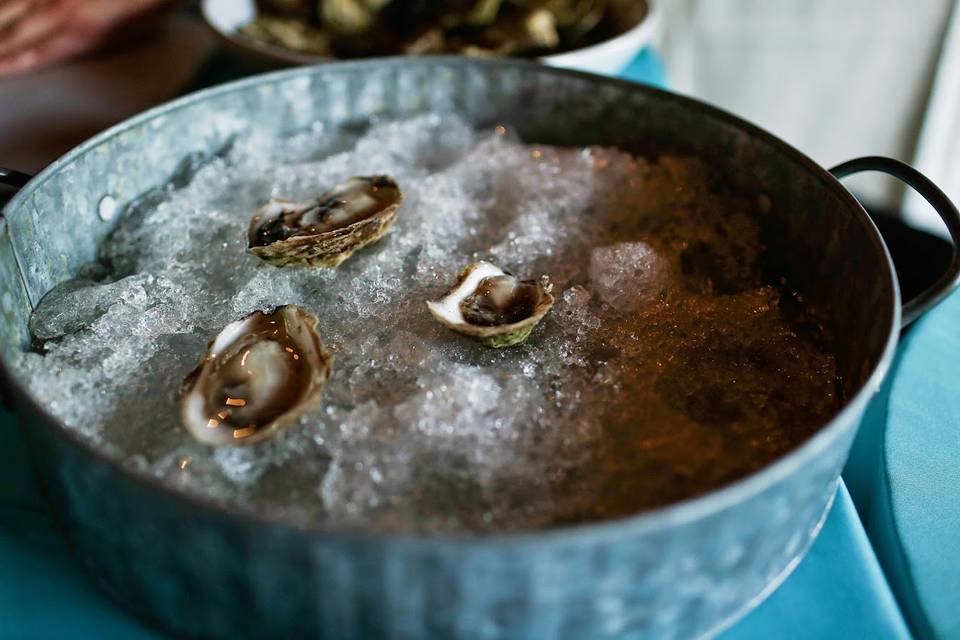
xmin=180 ymin=305 xmax=333 ymax=446
xmin=248 ymin=175 xmax=402 ymax=268
xmin=427 ymin=261 xmax=555 ymax=348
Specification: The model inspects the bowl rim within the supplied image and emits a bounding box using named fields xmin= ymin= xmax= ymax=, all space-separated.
xmin=0 ymin=56 xmax=900 ymax=548
xmin=200 ymin=0 xmax=656 ymax=67
xmin=201 ymin=0 xmax=329 ymax=67
xmin=540 ymin=0 xmax=658 ymax=66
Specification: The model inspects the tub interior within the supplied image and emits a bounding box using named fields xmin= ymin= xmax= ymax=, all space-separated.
xmin=0 ymin=58 xmax=895 ymax=425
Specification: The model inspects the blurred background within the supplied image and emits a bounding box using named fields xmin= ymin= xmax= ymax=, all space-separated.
xmin=658 ymin=0 xmax=959 ymax=239
xmin=1 ymin=0 xmax=958 ymax=240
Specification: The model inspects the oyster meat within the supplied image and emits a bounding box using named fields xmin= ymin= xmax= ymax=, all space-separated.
xmin=427 ymin=261 xmax=555 ymax=348
xmin=248 ymin=175 xmax=402 ymax=268
xmin=180 ymin=305 xmax=333 ymax=446
xmin=243 ymin=0 xmax=645 ymax=58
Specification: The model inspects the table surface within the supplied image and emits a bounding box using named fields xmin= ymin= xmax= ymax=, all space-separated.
xmin=0 ymin=11 xmax=954 ymax=640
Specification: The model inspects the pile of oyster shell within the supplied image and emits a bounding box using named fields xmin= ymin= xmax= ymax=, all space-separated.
xmin=240 ymin=0 xmax=646 ymax=59
xmin=181 ymin=175 xmax=554 ymax=446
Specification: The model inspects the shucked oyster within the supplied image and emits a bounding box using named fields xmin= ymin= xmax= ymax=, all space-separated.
xmin=427 ymin=261 xmax=555 ymax=348
xmin=180 ymin=305 xmax=333 ymax=446
xmin=248 ymin=175 xmax=402 ymax=268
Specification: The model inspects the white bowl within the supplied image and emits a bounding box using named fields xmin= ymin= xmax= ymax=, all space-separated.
xmin=541 ymin=2 xmax=659 ymax=75
xmin=201 ymin=0 xmax=657 ymax=75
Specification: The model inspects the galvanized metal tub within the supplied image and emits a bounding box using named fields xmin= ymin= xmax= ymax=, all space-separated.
xmin=1 ymin=57 xmax=958 ymax=640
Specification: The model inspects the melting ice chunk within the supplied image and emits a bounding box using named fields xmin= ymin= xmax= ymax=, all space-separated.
xmin=588 ymin=241 xmax=666 ymax=311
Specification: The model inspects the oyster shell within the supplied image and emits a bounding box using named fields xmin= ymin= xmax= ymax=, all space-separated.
xmin=427 ymin=261 xmax=555 ymax=348
xmin=180 ymin=305 xmax=333 ymax=446
xmin=248 ymin=175 xmax=402 ymax=268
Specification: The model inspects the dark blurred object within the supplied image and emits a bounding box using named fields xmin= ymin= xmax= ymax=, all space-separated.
xmin=182 ymin=46 xmax=249 ymax=91
xmin=868 ymin=206 xmax=954 ymax=310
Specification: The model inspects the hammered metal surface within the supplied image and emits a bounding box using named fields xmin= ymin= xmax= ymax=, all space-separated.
xmin=0 ymin=220 xmax=31 ymax=360
xmin=0 ymin=57 xmax=899 ymax=639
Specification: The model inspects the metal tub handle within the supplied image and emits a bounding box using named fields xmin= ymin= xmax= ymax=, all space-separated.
xmin=831 ymin=156 xmax=960 ymax=327
xmin=0 ymin=167 xmax=32 ymax=410
xmin=0 ymin=167 xmax=31 ymax=193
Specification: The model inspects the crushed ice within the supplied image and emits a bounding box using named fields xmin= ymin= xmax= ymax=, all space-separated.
xmin=16 ymin=114 xmax=837 ymax=533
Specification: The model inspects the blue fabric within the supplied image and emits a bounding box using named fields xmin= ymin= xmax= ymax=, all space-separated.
xmin=0 ymin=49 xmax=929 ymax=640
xmin=725 ymin=484 xmax=911 ymax=640
xmin=619 ymin=47 xmax=669 ymax=87
xmin=865 ymin=289 xmax=960 ymax=640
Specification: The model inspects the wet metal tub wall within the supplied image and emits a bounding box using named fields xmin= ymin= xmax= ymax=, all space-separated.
xmin=1 ymin=58 xmax=957 ymax=640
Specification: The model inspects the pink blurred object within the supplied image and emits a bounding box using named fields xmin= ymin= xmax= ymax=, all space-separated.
xmin=0 ymin=0 xmax=174 ymax=76
xmin=0 ymin=10 xmax=214 ymax=174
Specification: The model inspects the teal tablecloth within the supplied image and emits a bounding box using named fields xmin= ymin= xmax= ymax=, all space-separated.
xmin=0 ymin=48 xmax=950 ymax=640
xmin=846 ymin=288 xmax=960 ymax=640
